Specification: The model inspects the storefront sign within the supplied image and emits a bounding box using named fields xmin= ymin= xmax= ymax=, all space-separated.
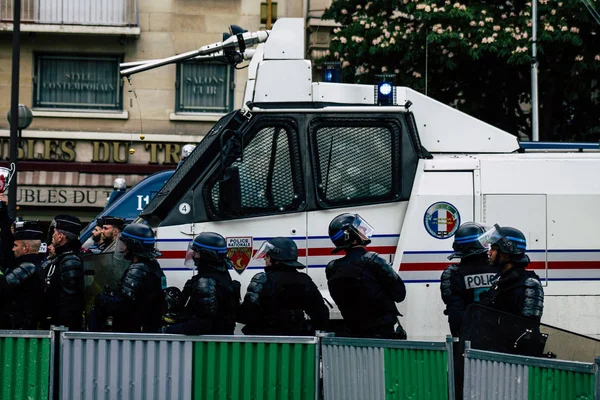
xmin=34 ymin=54 xmax=122 ymax=111
xmin=177 ymin=62 xmax=233 ymax=113
xmin=17 ymin=186 xmax=112 ymax=208
xmin=0 ymin=139 xmax=185 ymax=165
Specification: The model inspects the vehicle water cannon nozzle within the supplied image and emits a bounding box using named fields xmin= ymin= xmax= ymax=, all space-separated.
xmin=120 ymin=29 xmax=269 ymax=76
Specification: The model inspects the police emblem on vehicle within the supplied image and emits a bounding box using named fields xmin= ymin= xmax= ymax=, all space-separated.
xmin=424 ymin=202 xmax=461 ymax=239
xmin=227 ymin=237 xmax=253 ymax=274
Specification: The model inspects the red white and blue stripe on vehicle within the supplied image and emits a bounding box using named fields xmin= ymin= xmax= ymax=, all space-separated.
xmin=155 ymin=235 xmax=600 ymax=282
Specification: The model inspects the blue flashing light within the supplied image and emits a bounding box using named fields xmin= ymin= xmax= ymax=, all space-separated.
xmin=323 ymin=66 xmax=341 ymax=83
xmin=377 ymin=81 xmax=394 ymax=105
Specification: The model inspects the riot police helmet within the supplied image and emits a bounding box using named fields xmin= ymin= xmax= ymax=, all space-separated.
xmin=114 ymin=223 xmax=161 ymax=260
xmin=448 ymin=222 xmax=488 ymax=260
xmin=184 ymin=232 xmax=228 ymax=269
xmin=328 ymin=213 xmax=375 ymax=253
xmin=254 ymin=237 xmax=305 ymax=269
xmin=478 ymin=224 xmax=528 ymax=263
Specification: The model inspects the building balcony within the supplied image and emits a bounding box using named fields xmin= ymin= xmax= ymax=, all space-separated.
xmin=0 ymin=0 xmax=139 ymax=36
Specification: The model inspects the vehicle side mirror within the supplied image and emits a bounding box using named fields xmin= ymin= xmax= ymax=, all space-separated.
xmin=219 ymin=166 xmax=241 ymax=216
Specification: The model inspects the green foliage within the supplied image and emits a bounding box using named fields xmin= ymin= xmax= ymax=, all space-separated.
xmin=322 ymin=0 xmax=600 ymax=140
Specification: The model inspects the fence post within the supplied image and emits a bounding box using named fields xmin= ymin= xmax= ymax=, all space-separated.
xmin=446 ymin=335 xmax=456 ymax=400
xmin=316 ymin=331 xmax=335 ymax=400
xmin=50 ymin=326 xmax=68 ymax=400
xmin=595 ymin=356 xmax=600 ymax=400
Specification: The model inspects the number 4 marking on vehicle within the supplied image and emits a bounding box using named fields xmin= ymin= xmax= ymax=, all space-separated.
xmin=179 ymin=202 xmax=191 ymax=215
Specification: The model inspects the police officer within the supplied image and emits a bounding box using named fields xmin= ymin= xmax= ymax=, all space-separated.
xmin=95 ymin=223 xmax=165 ymax=332
xmin=177 ymin=144 xmax=195 ymax=168
xmin=326 ymin=213 xmax=406 ymax=338
xmin=98 ymin=216 xmax=125 ymax=252
xmin=42 ymin=215 xmax=85 ymax=330
xmin=238 ymin=237 xmax=329 ymax=335
xmin=0 ymin=221 xmax=45 ymax=329
xmin=440 ymin=222 xmax=496 ymax=337
xmin=479 ymin=224 xmax=544 ymax=322
xmin=0 ymin=193 xmax=15 ymax=271
xmin=165 ymin=232 xmax=240 ymax=335
xmin=86 ymin=224 xmax=104 ymax=254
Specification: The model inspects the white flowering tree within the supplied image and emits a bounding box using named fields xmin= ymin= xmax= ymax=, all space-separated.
xmin=323 ymin=0 xmax=600 ymax=140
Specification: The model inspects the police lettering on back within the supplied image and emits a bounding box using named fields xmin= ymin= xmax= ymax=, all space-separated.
xmin=464 ymin=273 xmax=495 ymax=290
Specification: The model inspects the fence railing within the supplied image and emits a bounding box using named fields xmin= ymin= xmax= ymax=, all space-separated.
xmin=321 ymin=335 xmax=455 ymax=400
xmin=464 ymin=342 xmax=597 ymax=400
xmin=0 ymin=0 xmax=138 ymax=27
xmin=0 ymin=330 xmax=55 ymax=400
xmin=3 ymin=329 xmax=600 ymax=400
xmin=61 ymin=332 xmax=319 ymax=400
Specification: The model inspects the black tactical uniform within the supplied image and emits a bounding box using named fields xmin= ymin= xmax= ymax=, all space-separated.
xmin=42 ymin=215 xmax=85 ymax=330
xmin=326 ymin=213 xmax=406 ymax=338
xmin=440 ymin=222 xmax=496 ymax=337
xmin=166 ymin=232 xmax=240 ymax=335
xmin=0 ymin=222 xmax=45 ymax=329
xmin=0 ymin=203 xmax=14 ymax=272
xmin=440 ymin=222 xmax=496 ymax=399
xmin=238 ymin=237 xmax=329 ymax=335
xmin=94 ymin=223 xmax=165 ymax=332
xmin=479 ymin=225 xmax=544 ymax=322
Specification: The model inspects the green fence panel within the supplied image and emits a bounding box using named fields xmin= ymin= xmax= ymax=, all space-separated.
xmin=528 ymin=366 xmax=594 ymax=400
xmin=0 ymin=336 xmax=51 ymax=400
xmin=384 ymin=347 xmax=448 ymax=400
xmin=193 ymin=341 xmax=316 ymax=400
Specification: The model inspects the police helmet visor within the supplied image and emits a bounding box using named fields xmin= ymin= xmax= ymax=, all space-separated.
xmin=477 ymin=225 xmax=502 ymax=248
xmin=253 ymin=241 xmax=275 ymax=260
xmin=351 ymin=215 xmax=375 ymax=242
xmin=113 ymin=239 xmax=127 ymax=260
xmin=184 ymin=243 xmax=197 ymax=269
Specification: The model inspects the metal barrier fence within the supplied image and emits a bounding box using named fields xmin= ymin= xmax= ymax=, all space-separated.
xmin=464 ymin=343 xmax=596 ymax=400
xmin=60 ymin=332 xmax=319 ymax=400
xmin=5 ymin=329 xmax=600 ymax=400
xmin=0 ymin=330 xmax=55 ymax=400
xmin=0 ymin=0 xmax=138 ymax=26
xmin=321 ymin=335 xmax=455 ymax=400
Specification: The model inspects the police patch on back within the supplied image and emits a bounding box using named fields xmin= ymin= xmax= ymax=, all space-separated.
xmin=464 ymin=273 xmax=495 ymax=289
xmin=424 ymin=202 xmax=461 ymax=239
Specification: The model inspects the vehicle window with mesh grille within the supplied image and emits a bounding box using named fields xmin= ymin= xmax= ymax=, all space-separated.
xmin=312 ymin=120 xmax=400 ymax=206
xmin=208 ymin=120 xmax=303 ymax=218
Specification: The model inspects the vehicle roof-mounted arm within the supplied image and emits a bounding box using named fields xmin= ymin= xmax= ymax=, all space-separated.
xmin=120 ymin=29 xmax=269 ymax=77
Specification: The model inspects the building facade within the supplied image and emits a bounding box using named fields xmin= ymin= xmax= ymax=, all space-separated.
xmin=0 ymin=0 xmax=303 ymax=224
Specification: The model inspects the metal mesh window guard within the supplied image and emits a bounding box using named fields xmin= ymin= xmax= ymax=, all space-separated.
xmin=312 ymin=120 xmax=399 ymax=206
xmin=210 ymin=120 xmax=303 ymax=217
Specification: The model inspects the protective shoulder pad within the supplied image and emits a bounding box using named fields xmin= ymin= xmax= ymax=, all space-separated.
xmin=522 ymin=275 xmax=544 ymax=320
xmin=363 ymin=251 xmax=399 ymax=283
xmin=245 ymin=272 xmax=268 ymax=304
xmin=363 ymin=251 xmax=386 ymax=267
xmin=192 ymin=277 xmax=218 ymax=299
xmin=440 ymin=264 xmax=460 ymax=304
xmin=129 ymin=262 xmax=152 ymax=274
xmin=5 ymin=262 xmax=37 ymax=286
xmin=120 ymin=262 xmax=152 ymax=301
xmin=60 ymin=254 xmax=83 ymax=274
